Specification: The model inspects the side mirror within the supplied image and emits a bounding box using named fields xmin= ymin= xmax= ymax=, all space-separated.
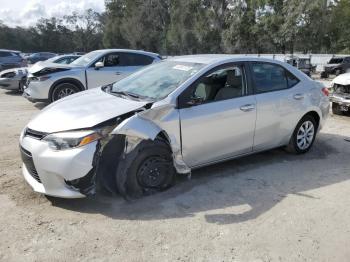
xmin=187 ymin=96 xmax=204 ymax=106
xmin=95 ymin=61 xmax=104 ymax=70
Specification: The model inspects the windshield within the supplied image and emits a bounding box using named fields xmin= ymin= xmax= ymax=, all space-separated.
xmin=329 ymin=58 xmax=343 ymax=64
xmin=46 ymin=56 xmax=60 ymax=63
xmin=71 ymin=51 xmax=103 ymax=67
xmin=110 ymin=61 xmax=205 ymax=100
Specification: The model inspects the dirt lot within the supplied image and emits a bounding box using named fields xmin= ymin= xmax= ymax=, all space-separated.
xmin=0 ymin=88 xmax=349 ymax=262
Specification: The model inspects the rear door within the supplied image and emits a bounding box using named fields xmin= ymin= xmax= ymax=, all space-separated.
xmin=178 ymin=63 xmax=257 ymax=167
xmin=250 ymin=62 xmax=306 ymax=151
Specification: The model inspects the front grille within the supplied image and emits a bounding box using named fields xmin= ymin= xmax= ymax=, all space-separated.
xmin=20 ymin=146 xmax=41 ymax=183
xmin=24 ymin=128 xmax=47 ymax=140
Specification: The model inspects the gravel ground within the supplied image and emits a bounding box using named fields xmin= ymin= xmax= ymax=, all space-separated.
xmin=0 ymin=88 xmax=349 ymax=262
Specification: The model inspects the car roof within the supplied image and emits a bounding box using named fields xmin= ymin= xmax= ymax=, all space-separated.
xmin=0 ymin=49 xmax=20 ymax=53
xmin=92 ymin=49 xmax=160 ymax=58
xmin=168 ymin=54 xmax=287 ymax=65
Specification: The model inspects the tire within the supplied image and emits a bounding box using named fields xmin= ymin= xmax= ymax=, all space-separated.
xmin=116 ymin=139 xmax=176 ymax=199
xmin=51 ymin=82 xmax=79 ymax=102
xmin=335 ymin=69 xmax=342 ymax=76
xmin=320 ymin=71 xmax=328 ymax=79
xmin=286 ymin=115 xmax=317 ymax=154
xmin=332 ymin=103 xmax=343 ymax=115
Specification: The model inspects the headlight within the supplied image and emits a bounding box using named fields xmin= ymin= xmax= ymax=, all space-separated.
xmin=30 ymin=75 xmax=51 ymax=82
xmin=43 ymin=130 xmax=101 ymax=150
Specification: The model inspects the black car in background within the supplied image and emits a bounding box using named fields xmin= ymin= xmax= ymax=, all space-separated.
xmin=286 ymin=56 xmax=314 ymax=77
xmin=26 ymin=52 xmax=56 ymax=64
xmin=321 ymin=56 xmax=350 ymax=78
xmin=0 ymin=49 xmax=27 ymax=71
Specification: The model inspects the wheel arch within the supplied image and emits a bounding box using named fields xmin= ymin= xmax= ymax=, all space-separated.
xmin=111 ymin=114 xmax=190 ymax=174
xmin=302 ymin=110 xmax=321 ymax=129
xmin=49 ymin=78 xmax=85 ymax=101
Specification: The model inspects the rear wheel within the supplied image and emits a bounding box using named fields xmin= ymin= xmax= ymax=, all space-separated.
xmin=116 ymin=139 xmax=176 ymax=199
xmin=286 ymin=115 xmax=317 ymax=154
xmin=51 ymin=83 xmax=79 ymax=102
xmin=332 ymin=103 xmax=343 ymax=115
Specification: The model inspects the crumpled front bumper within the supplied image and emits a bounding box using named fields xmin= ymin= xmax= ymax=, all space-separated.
xmin=23 ymin=79 xmax=52 ymax=102
xmin=19 ymin=132 xmax=98 ymax=198
xmin=0 ymin=78 xmax=21 ymax=90
xmin=330 ymin=94 xmax=350 ymax=106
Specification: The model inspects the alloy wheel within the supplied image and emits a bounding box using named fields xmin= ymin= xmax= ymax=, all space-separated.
xmin=296 ymin=120 xmax=315 ymax=150
xmin=57 ymin=87 xmax=75 ymax=99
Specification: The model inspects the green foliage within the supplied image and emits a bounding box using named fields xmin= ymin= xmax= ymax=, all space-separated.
xmin=0 ymin=0 xmax=350 ymax=54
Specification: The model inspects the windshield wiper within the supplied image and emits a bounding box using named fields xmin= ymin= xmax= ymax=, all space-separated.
xmin=111 ymin=90 xmax=154 ymax=101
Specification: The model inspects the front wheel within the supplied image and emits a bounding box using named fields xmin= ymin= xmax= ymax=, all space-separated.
xmin=116 ymin=139 xmax=176 ymax=199
xmin=286 ymin=115 xmax=317 ymax=154
xmin=51 ymin=83 xmax=79 ymax=102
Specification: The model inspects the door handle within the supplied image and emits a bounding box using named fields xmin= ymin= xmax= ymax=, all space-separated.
xmin=115 ymin=72 xmax=122 ymax=75
xmin=240 ymin=104 xmax=255 ymax=112
xmin=293 ymin=93 xmax=304 ymax=100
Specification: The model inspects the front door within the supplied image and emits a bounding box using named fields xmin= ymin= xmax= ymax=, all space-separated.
xmin=179 ymin=63 xmax=257 ymax=168
xmin=86 ymin=52 xmax=127 ymax=89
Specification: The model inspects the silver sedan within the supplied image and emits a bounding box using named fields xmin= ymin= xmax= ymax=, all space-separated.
xmin=19 ymin=55 xmax=330 ymax=199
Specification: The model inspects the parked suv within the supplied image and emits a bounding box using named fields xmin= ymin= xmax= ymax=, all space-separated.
xmin=0 ymin=49 xmax=27 ymax=71
xmin=26 ymin=52 xmax=57 ymax=64
xmin=286 ymin=56 xmax=314 ymax=77
xmin=322 ymin=56 xmax=350 ymax=78
xmin=23 ymin=49 xmax=161 ymax=103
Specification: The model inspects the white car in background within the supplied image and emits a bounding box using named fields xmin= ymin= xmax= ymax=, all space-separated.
xmin=0 ymin=55 xmax=81 ymax=92
xmin=23 ymin=49 xmax=161 ymax=103
xmin=330 ymin=73 xmax=350 ymax=115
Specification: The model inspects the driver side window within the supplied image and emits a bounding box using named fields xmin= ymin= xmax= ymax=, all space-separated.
xmin=96 ymin=53 xmax=120 ymax=67
xmin=193 ymin=65 xmax=245 ymax=103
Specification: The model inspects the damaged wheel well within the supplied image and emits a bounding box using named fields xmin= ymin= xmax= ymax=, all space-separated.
xmin=155 ymin=131 xmax=172 ymax=148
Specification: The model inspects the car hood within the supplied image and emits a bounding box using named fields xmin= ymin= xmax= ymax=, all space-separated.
xmin=332 ymin=73 xmax=350 ymax=86
xmin=28 ymin=62 xmax=74 ymax=74
xmin=27 ymin=88 xmax=149 ymax=133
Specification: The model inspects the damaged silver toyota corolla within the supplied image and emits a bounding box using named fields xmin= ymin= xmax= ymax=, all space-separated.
xmin=19 ymin=55 xmax=330 ymax=199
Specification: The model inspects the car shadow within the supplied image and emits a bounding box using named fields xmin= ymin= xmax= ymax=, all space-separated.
xmin=34 ymin=102 xmax=49 ymax=110
xmin=4 ymin=90 xmax=22 ymax=96
xmin=48 ymin=131 xmax=350 ymax=224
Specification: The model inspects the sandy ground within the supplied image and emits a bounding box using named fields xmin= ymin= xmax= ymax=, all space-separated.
xmin=0 ymin=88 xmax=350 ymax=262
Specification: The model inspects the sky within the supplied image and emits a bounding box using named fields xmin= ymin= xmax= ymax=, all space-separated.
xmin=0 ymin=0 xmax=105 ymax=27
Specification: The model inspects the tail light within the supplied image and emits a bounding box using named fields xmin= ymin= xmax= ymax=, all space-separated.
xmin=321 ymin=87 xmax=329 ymax=97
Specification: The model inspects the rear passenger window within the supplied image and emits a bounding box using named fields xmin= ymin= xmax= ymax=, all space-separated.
xmin=251 ymin=63 xmax=299 ymax=93
xmin=119 ymin=53 xmax=154 ymax=66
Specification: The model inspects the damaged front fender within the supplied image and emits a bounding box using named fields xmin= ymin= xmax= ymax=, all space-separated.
xmin=112 ymin=114 xmax=162 ymax=140
xmin=111 ymin=112 xmax=191 ymax=175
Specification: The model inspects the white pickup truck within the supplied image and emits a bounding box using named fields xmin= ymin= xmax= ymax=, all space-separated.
xmin=23 ymin=49 xmax=161 ymax=103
